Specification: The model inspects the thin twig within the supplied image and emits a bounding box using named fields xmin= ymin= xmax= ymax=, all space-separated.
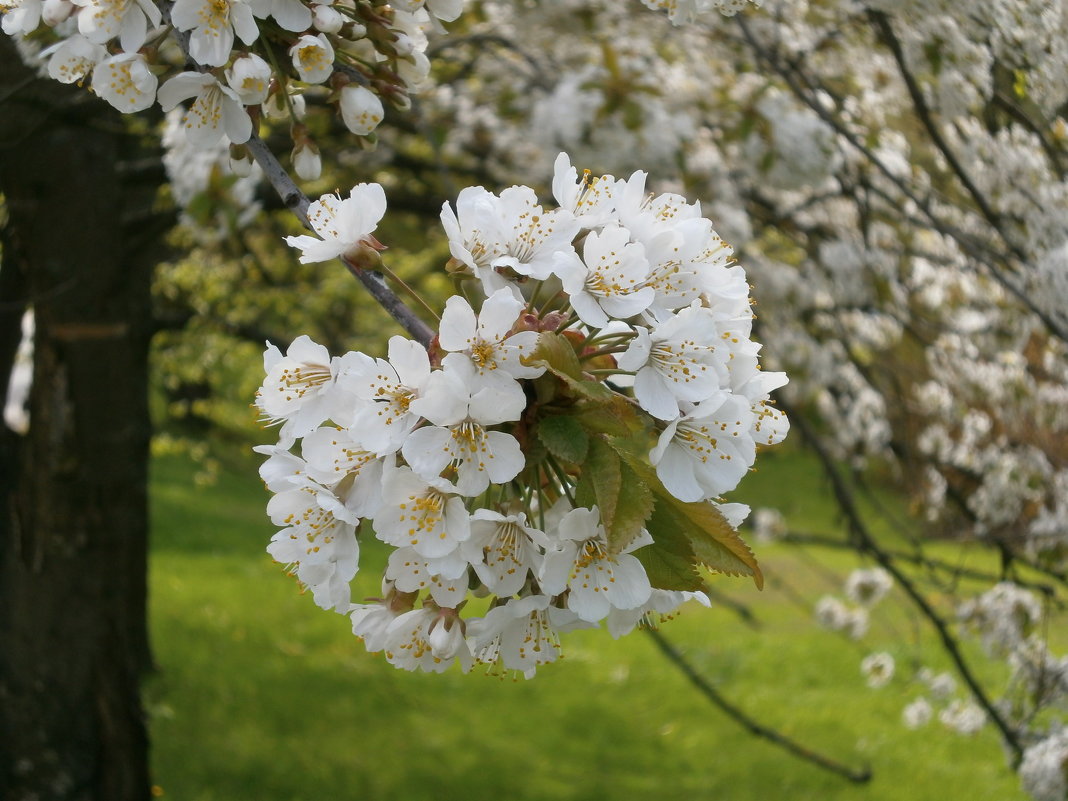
xmin=644 ymin=628 xmax=872 ymax=784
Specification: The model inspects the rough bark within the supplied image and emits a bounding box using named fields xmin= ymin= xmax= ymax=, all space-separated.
xmin=0 ymin=38 xmax=163 ymax=801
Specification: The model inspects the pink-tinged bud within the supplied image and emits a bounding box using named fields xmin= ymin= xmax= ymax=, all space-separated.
xmin=538 ymin=311 xmax=569 ymax=332
xmin=515 ymin=313 xmax=540 ymax=333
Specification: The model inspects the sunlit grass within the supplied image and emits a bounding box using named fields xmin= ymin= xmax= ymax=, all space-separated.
xmin=147 ymin=448 xmax=1030 ymax=801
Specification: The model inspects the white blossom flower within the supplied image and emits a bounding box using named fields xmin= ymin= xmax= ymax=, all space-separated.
xmin=226 ymin=53 xmax=271 ymax=105
xmin=860 ymin=651 xmax=895 ymax=688
xmin=643 ymin=218 xmax=734 ymax=321
xmin=613 ymin=167 xmax=701 ymax=244
xmin=337 ymin=336 xmax=431 ymax=455
xmin=551 ymin=152 xmax=616 ymax=230
xmin=461 ymin=510 xmax=547 ymax=597
xmin=290 ymin=33 xmax=334 ymax=84
xmin=266 ymin=483 xmax=359 ymax=612
xmin=959 ymin=582 xmax=1042 ymax=656
xmin=440 ymin=185 xmax=579 ymax=295
xmin=383 ymin=606 xmax=472 ymax=673
xmin=555 ymin=225 xmax=655 ymax=328
xmin=254 ymin=443 xmax=311 ymax=493
xmin=301 ymin=425 xmax=387 ymax=518
xmin=843 ymin=606 xmax=869 ymax=639
xmin=373 ymin=466 xmax=471 ymax=559
xmin=606 ymin=589 xmax=710 ymax=639
xmin=170 ymin=0 xmax=258 ymax=68
xmin=284 ymin=183 xmax=387 ymax=264
xmin=539 ymin=506 xmax=653 ymax=623
xmin=384 ymin=547 xmax=469 ymax=608
xmin=403 ymin=357 xmax=526 ymax=496
xmin=255 ymin=335 xmax=340 ymax=444
xmin=157 ymin=72 xmax=252 ymax=147
xmin=351 ymin=598 xmax=402 ymax=653
xmin=70 ymin=0 xmax=160 ymax=52
xmin=90 ymin=52 xmax=157 ymax=113
xmin=751 ymin=507 xmax=785 ymax=541
xmin=467 ymin=595 xmax=589 ymax=677
xmin=436 ymin=289 xmax=544 ymax=394
xmin=43 ymin=34 xmax=106 ymax=84
xmin=1 ymin=0 xmax=41 ymax=33
xmin=649 ymin=392 xmax=756 ymax=502
xmin=923 ymin=670 xmax=958 ymax=700
xmin=617 ymin=302 xmax=730 ymax=421
xmin=339 ymin=85 xmax=384 ymax=135
xmin=248 ymin=0 xmax=309 ymax=31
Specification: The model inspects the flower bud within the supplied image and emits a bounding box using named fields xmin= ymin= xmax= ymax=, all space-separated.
xmin=292 ymin=140 xmax=322 ymax=182
xmin=312 ymin=3 xmax=344 ymax=33
xmin=229 ymin=144 xmax=254 ymax=177
xmin=339 ymin=84 xmax=384 ymax=135
xmin=41 ymin=0 xmax=73 ymax=26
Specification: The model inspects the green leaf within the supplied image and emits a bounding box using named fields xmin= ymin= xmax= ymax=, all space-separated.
xmin=674 ymin=499 xmax=763 ymax=589
xmin=637 ymin=503 xmax=703 ymax=592
xmin=572 ymin=395 xmax=645 ymax=437
xmin=607 ymin=436 xmax=764 ymax=589
xmin=536 ymin=415 xmax=589 ymax=465
xmin=574 ymin=436 xmax=620 ymax=527
xmin=607 ymin=460 xmax=653 ymax=553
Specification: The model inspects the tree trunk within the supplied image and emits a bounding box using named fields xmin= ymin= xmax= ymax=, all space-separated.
xmin=0 ymin=38 xmax=163 ymax=801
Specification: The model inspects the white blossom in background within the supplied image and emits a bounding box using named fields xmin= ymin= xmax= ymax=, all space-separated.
xmin=1019 ymin=728 xmax=1068 ymax=801
xmin=938 ymin=699 xmax=986 ymax=735
xmin=902 ymin=697 xmax=932 ymax=729
xmin=845 ymin=568 xmax=893 ymax=607
xmin=861 ymin=652 xmax=895 ymax=688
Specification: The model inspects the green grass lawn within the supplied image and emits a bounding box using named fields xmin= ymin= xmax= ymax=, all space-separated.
xmin=147 ymin=447 xmax=1031 ymax=801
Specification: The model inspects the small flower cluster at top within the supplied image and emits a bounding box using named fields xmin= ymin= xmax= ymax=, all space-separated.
xmin=1 ymin=0 xmax=457 ymax=179
xmin=255 ymin=153 xmax=789 ymax=676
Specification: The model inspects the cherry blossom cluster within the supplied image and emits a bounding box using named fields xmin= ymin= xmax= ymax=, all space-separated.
xmin=1 ymin=0 xmax=459 ymax=180
xmin=254 ymin=153 xmax=788 ymax=675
